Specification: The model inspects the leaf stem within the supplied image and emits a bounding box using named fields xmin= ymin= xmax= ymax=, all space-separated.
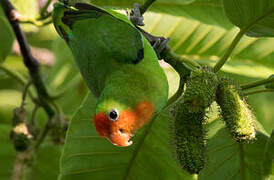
xmin=244 ymin=89 xmax=274 ymax=96
xmin=241 ymin=78 xmax=274 ymax=90
xmin=19 ymin=19 xmax=53 ymax=27
xmin=140 ymin=0 xmax=157 ymax=15
xmin=40 ymin=0 xmax=53 ymax=17
xmin=213 ymin=29 xmax=245 ymax=73
xmin=21 ymin=81 xmax=32 ymax=107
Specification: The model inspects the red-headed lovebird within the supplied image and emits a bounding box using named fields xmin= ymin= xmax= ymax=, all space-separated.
xmin=52 ymin=2 xmax=168 ymax=146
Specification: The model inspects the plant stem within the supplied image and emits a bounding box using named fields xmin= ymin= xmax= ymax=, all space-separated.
xmin=40 ymin=0 xmax=53 ymax=17
xmin=30 ymin=105 xmax=39 ymax=125
xmin=11 ymin=151 xmax=31 ymax=180
xmin=213 ymin=29 xmax=245 ymax=73
xmin=241 ymin=78 xmax=274 ymax=90
xmin=139 ymin=0 xmax=157 ymax=15
xmin=244 ymin=89 xmax=274 ymax=96
xmin=19 ymin=19 xmax=53 ymax=27
xmin=34 ymin=117 xmax=53 ymax=150
xmin=21 ymin=81 xmax=32 ymax=106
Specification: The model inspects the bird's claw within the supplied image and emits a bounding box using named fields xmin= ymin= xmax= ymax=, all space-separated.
xmin=153 ymin=38 xmax=170 ymax=60
xmin=129 ymin=3 xmax=145 ymax=26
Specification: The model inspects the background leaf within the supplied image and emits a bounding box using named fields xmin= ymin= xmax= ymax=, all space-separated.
xmin=223 ymin=0 xmax=274 ymax=37
xmin=88 ymin=0 xmax=233 ymax=29
xmin=142 ymin=12 xmax=274 ymax=71
xmin=200 ymin=119 xmax=270 ymax=180
xmin=261 ymin=130 xmax=274 ymax=178
xmin=0 ymin=16 xmax=14 ymax=63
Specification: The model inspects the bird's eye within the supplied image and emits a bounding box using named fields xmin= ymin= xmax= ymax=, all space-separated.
xmin=108 ymin=109 xmax=119 ymax=121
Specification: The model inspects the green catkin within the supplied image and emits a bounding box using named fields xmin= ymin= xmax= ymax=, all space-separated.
xmin=170 ymin=97 xmax=207 ymax=174
xmin=183 ymin=66 xmax=218 ymax=112
xmin=216 ymin=76 xmax=256 ymax=142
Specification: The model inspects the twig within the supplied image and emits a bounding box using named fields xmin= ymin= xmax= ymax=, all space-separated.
xmin=139 ymin=0 xmax=157 ymax=15
xmin=30 ymin=105 xmax=39 ymax=125
xmin=11 ymin=151 xmax=31 ymax=180
xmin=136 ymin=27 xmax=199 ymax=69
xmin=213 ymin=29 xmax=245 ymax=72
xmin=241 ymin=77 xmax=274 ymax=90
xmin=19 ymin=19 xmax=53 ymax=27
xmin=34 ymin=117 xmax=53 ymax=150
xmin=244 ymin=89 xmax=274 ymax=96
xmin=40 ymin=0 xmax=53 ymax=17
xmin=21 ymin=81 xmax=32 ymax=107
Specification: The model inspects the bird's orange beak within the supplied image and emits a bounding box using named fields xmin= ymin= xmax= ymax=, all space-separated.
xmin=94 ymin=101 xmax=154 ymax=147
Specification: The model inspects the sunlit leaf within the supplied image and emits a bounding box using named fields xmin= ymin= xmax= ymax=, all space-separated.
xmin=142 ymin=12 xmax=274 ymax=73
xmin=89 ymin=0 xmax=233 ymax=29
xmin=10 ymin=0 xmax=39 ymax=32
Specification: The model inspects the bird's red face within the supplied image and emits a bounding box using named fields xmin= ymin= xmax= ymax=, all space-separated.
xmin=94 ymin=101 xmax=154 ymax=147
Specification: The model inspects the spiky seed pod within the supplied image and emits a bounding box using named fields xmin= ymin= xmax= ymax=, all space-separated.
xmin=216 ymin=76 xmax=256 ymax=142
xmin=183 ymin=66 xmax=218 ymax=112
xmin=50 ymin=114 xmax=68 ymax=145
xmin=10 ymin=107 xmax=32 ymax=151
xmin=170 ymin=97 xmax=207 ymax=174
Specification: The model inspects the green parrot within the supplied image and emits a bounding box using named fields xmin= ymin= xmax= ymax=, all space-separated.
xmin=52 ymin=2 xmax=169 ymax=146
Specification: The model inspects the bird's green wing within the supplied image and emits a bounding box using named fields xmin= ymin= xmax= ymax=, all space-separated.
xmin=53 ymin=2 xmax=144 ymax=64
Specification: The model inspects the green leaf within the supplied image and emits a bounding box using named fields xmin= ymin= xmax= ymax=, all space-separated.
xmin=0 ymin=16 xmax=14 ymax=63
xmin=59 ymin=93 xmax=194 ymax=180
xmin=89 ymin=0 xmax=233 ymax=29
xmin=0 ymin=125 xmax=16 ymax=179
xmin=60 ymin=92 xmax=272 ymax=179
xmin=28 ymin=142 xmax=61 ymax=180
xmin=223 ymin=0 xmax=274 ymax=37
xmin=199 ymin=120 xmax=270 ymax=180
xmin=261 ymin=130 xmax=274 ymax=178
xmin=143 ymin=12 xmax=274 ymax=74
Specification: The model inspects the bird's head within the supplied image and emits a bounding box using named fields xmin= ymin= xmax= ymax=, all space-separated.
xmin=94 ymin=100 xmax=154 ymax=147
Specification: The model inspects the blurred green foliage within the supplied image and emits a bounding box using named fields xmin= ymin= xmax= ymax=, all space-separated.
xmin=0 ymin=0 xmax=273 ymax=179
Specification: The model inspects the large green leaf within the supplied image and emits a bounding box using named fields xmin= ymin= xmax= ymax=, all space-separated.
xmin=59 ymin=93 xmax=194 ymax=180
xmin=223 ymin=0 xmax=274 ymax=37
xmin=88 ymin=0 xmax=233 ymax=29
xmin=261 ymin=130 xmax=274 ymax=178
xmin=142 ymin=12 xmax=274 ymax=74
xmin=0 ymin=16 xmax=14 ymax=63
xmin=200 ymin=119 xmax=270 ymax=180
xmin=59 ymin=92 xmax=272 ymax=180
xmin=0 ymin=125 xmax=16 ymax=180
